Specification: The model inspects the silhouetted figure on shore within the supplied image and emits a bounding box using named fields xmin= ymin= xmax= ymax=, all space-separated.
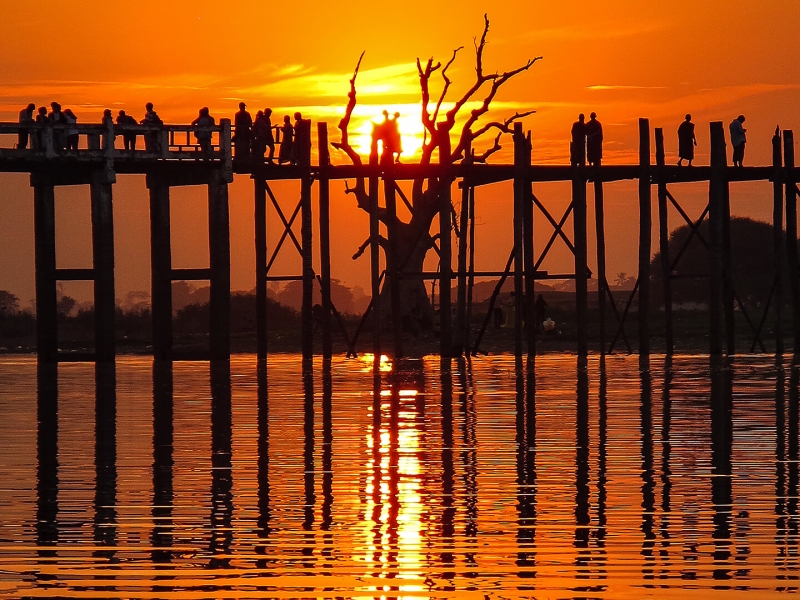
xmin=48 ymin=102 xmax=66 ymax=151
xmin=570 ymin=113 xmax=586 ymax=167
xmin=116 ymin=110 xmax=137 ymax=150
xmin=233 ymin=102 xmax=252 ymax=160
xmin=17 ymin=103 xmax=35 ymax=150
xmin=534 ymin=294 xmax=548 ymax=331
xmin=677 ymin=114 xmax=696 ymax=166
xmin=278 ymin=115 xmax=293 ymax=164
xmin=730 ymin=114 xmax=746 ymax=167
xmin=141 ymin=102 xmax=163 ymax=152
xmin=585 ymin=112 xmax=603 ymax=166
xmin=292 ymin=112 xmax=311 ymax=166
xmin=34 ymin=106 xmax=47 ymax=150
xmin=192 ymin=107 xmax=215 ymax=154
xmin=63 ymin=108 xmax=78 ymax=150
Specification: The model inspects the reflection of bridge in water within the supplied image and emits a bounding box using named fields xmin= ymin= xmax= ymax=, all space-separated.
xmin=1 ymin=119 xmax=798 ymax=362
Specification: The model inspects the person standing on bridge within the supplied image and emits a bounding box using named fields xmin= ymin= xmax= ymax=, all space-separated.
xmin=34 ymin=107 xmax=47 ymax=150
xmin=116 ymin=110 xmax=138 ymax=151
xmin=141 ymin=102 xmax=163 ymax=152
xmin=292 ymin=112 xmax=311 ymax=166
xmin=677 ymin=114 xmax=697 ymax=166
xmin=570 ymin=113 xmax=586 ymax=167
xmin=62 ymin=108 xmax=79 ymax=151
xmin=17 ymin=103 xmax=35 ymax=150
xmin=585 ymin=112 xmax=603 ymax=167
xmin=192 ymin=107 xmax=215 ymax=154
xmin=261 ymin=108 xmax=275 ymax=162
xmin=278 ymin=115 xmax=293 ymax=164
xmin=233 ymin=102 xmax=252 ymax=160
xmin=729 ymin=114 xmax=746 ymax=167
xmin=48 ymin=102 xmax=66 ymax=151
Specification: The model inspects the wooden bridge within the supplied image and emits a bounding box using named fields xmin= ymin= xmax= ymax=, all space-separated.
xmin=1 ymin=118 xmax=798 ymax=364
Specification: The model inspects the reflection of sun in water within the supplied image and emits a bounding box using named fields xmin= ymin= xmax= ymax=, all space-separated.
xmin=353 ymin=107 xmax=425 ymax=160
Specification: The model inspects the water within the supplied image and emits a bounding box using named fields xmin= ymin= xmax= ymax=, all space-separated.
xmin=0 ymin=353 xmax=796 ymax=598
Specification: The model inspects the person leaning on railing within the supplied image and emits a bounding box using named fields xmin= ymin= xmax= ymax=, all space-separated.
xmin=192 ymin=107 xmax=215 ymax=154
xmin=17 ymin=103 xmax=35 ymax=150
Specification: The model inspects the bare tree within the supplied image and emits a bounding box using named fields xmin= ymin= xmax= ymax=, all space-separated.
xmin=332 ymin=15 xmax=541 ymax=329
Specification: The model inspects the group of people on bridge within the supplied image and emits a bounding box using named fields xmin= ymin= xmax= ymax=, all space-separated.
xmin=233 ymin=103 xmax=312 ymax=165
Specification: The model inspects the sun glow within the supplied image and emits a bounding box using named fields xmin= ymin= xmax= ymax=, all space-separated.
xmin=352 ymin=105 xmax=426 ymax=160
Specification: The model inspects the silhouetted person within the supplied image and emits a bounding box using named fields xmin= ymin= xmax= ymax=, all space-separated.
xmin=677 ymin=113 xmax=696 ymax=166
xmin=192 ymin=107 xmax=215 ymax=154
xmin=261 ymin=108 xmax=275 ymax=162
xmin=252 ymin=110 xmax=267 ymax=159
xmin=141 ymin=102 xmax=163 ymax=152
xmin=48 ymin=102 xmax=66 ymax=151
xmin=233 ymin=101 xmax=252 ymax=160
xmin=63 ymin=108 xmax=78 ymax=150
xmin=729 ymin=114 xmax=746 ymax=167
xmin=116 ymin=109 xmax=137 ymax=151
xmin=292 ymin=112 xmax=311 ymax=166
xmin=34 ymin=106 xmax=47 ymax=150
xmin=102 ymin=109 xmax=115 ymax=149
xmin=278 ymin=115 xmax=293 ymax=164
xmin=17 ymin=103 xmax=35 ymax=149
xmin=585 ymin=112 xmax=603 ymax=166
xmin=534 ymin=294 xmax=548 ymax=331
xmin=570 ymin=113 xmax=586 ymax=167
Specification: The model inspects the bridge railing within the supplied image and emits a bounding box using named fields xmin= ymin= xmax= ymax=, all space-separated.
xmin=0 ymin=120 xmax=232 ymax=167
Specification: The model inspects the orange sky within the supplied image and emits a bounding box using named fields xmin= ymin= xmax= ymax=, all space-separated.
xmin=1 ymin=1 xmax=799 ymax=304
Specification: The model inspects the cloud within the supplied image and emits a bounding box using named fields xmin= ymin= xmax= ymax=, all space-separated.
xmin=588 ymin=85 xmax=666 ymax=91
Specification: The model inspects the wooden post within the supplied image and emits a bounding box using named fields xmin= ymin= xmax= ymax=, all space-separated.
xmin=773 ymin=128 xmax=784 ymax=356
xmin=466 ymin=184 xmax=476 ymax=353
xmin=522 ymin=131 xmax=536 ymax=363
xmin=254 ymin=178 xmax=267 ymax=359
xmin=785 ymin=131 xmax=799 ymax=353
xmin=455 ymin=138 xmax=472 ymax=356
xmin=438 ymin=123 xmax=453 ymax=358
xmin=369 ymin=143 xmax=381 ymax=358
xmin=90 ymin=171 xmax=115 ymax=362
xmin=318 ymin=123 xmax=333 ymax=358
xmin=219 ymin=118 xmax=233 ymax=183
xmin=384 ymin=161 xmax=402 ymax=359
xmin=209 ymin=171 xmax=231 ymax=360
xmin=513 ymin=125 xmax=525 ymax=357
xmin=721 ymin=136 xmax=735 ymax=355
xmin=573 ymin=127 xmax=588 ymax=356
xmin=638 ymin=119 xmax=651 ymax=363
xmin=148 ymin=178 xmax=172 ymax=361
xmin=33 ymin=175 xmax=57 ymax=363
xmin=594 ymin=157 xmax=607 ymax=356
xmin=300 ymin=144 xmax=314 ymax=363
xmin=655 ymin=128 xmax=673 ymax=355
xmin=708 ymin=122 xmax=727 ymax=356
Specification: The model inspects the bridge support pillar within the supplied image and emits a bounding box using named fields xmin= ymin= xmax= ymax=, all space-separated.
xmin=33 ymin=176 xmax=57 ymax=363
xmin=90 ymin=172 xmax=115 ymax=362
xmin=148 ymin=178 xmax=172 ymax=361
xmin=572 ymin=151 xmax=588 ymax=357
xmin=638 ymin=118 xmax=651 ymax=365
xmin=209 ymin=171 xmax=231 ymax=360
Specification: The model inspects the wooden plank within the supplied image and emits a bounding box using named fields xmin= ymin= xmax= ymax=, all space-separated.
xmin=55 ymin=268 xmax=95 ymax=280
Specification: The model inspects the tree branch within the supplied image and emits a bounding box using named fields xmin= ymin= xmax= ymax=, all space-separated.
xmin=454 ymin=110 xmax=536 ymax=162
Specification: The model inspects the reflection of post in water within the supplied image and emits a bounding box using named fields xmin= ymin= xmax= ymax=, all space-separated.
xmin=659 ymin=357 xmax=674 ymax=571
xmin=151 ymin=361 xmax=174 ymax=565
xmin=94 ymin=362 xmax=118 ymax=566
xmin=593 ymin=362 xmax=607 ymax=574
xmin=321 ymin=358 xmax=334 ymax=566
xmin=787 ymin=364 xmax=799 ymax=574
xmin=639 ymin=366 xmax=656 ymax=578
xmin=440 ymin=357 xmax=456 ymax=579
xmin=208 ymin=360 xmax=233 ymax=569
xmin=574 ymin=356 xmax=591 ymax=576
xmin=256 ymin=359 xmax=271 ymax=569
xmin=369 ymin=356 xmax=382 ymax=578
xmin=458 ymin=357 xmax=479 ymax=574
xmin=36 ymin=362 xmax=59 ymax=562
xmin=710 ymin=357 xmax=733 ymax=579
xmin=774 ymin=363 xmax=787 ymax=575
xmin=516 ymin=355 xmax=537 ymax=575
xmin=302 ymin=361 xmax=316 ymax=570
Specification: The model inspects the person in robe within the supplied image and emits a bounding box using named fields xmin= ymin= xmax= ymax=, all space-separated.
xmin=729 ymin=114 xmax=746 ymax=167
xmin=17 ymin=103 xmax=35 ymax=150
xmin=585 ymin=112 xmax=603 ymax=167
xmin=233 ymin=102 xmax=252 ymax=160
xmin=191 ymin=107 xmax=215 ymax=154
xmin=570 ymin=113 xmax=586 ymax=167
xmin=278 ymin=115 xmax=293 ymax=164
xmin=677 ymin=114 xmax=697 ymax=166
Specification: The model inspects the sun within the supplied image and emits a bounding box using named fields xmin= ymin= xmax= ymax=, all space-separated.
xmin=352 ymin=104 xmax=425 ymax=160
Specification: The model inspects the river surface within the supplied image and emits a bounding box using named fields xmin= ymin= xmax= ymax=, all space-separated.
xmin=0 ymin=353 xmax=796 ymax=599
